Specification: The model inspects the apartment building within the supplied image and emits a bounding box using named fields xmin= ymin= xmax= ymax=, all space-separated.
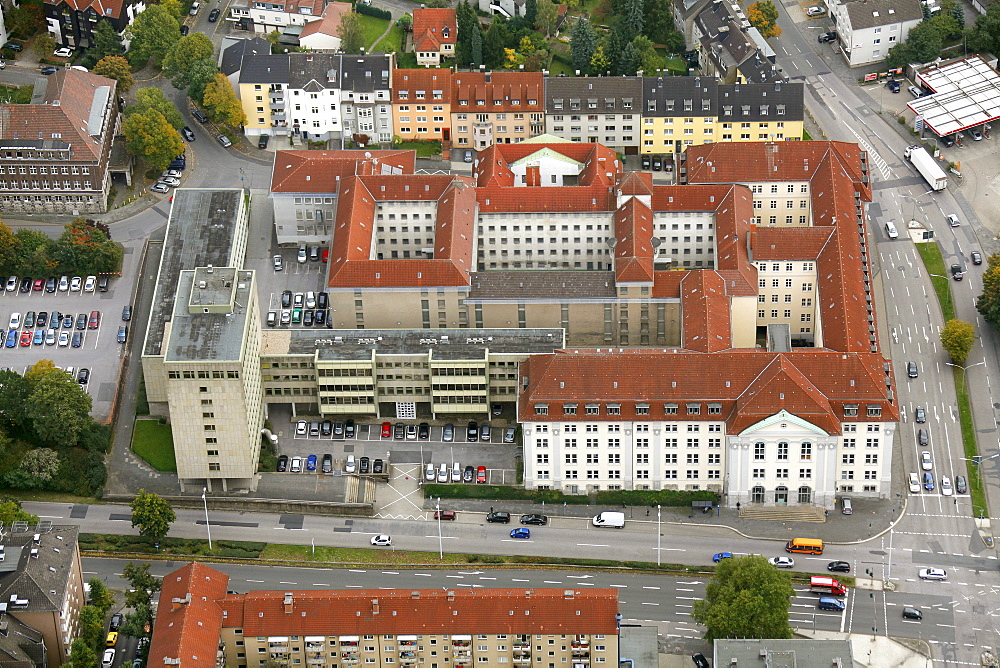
xmin=411 ymin=7 xmax=457 ymax=66
xmin=543 ymin=76 xmax=642 ymax=152
xmin=642 ymin=76 xmax=716 ymax=156
xmin=226 ymin=0 xmax=324 ymax=35
xmin=829 ymin=0 xmax=922 ymax=67
xmin=237 ymin=52 xmax=293 ymax=139
xmin=392 ymin=68 xmax=453 ymax=142
xmin=141 ymin=189 xmax=261 ymax=493
xmin=450 ymin=71 xmax=545 ymax=150
xmin=0 ymin=69 xmax=119 ymax=214
xmin=694 ymin=0 xmax=782 ymax=84
xmin=340 ymin=55 xmax=394 ymax=144
xmin=150 ymin=562 xmax=620 ymax=668
xmin=44 ymin=0 xmax=146 ymax=49
xmin=0 ymin=525 xmax=86 ymax=666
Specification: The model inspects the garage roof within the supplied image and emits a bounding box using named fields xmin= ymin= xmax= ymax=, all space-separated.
xmin=909 ymin=56 xmax=1000 ymax=137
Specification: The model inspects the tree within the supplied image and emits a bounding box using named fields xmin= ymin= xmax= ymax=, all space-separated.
xmin=19 ymin=449 xmax=60 ymax=482
xmin=162 ymin=33 xmax=215 ymax=88
xmin=123 ymin=110 xmax=183 ymax=170
xmin=470 ymin=25 xmax=483 ymax=67
xmin=128 ymin=87 xmax=185 ymax=130
xmin=122 ymin=562 xmax=162 ymax=615
xmin=949 ymin=0 xmax=964 ymax=30
xmin=535 ymin=0 xmax=559 ymax=37
xmin=69 ymin=637 xmax=98 ymax=668
xmin=14 ymin=229 xmax=56 ymax=277
xmin=692 ymin=554 xmax=794 ymax=640
xmin=337 ymin=11 xmax=365 ymax=54
xmin=91 ymin=20 xmax=126 ymax=60
xmin=93 ymin=56 xmax=134 ymax=94
xmin=34 ymin=35 xmax=57 ymax=57
xmin=126 ymin=5 xmax=181 ymax=67
xmin=524 ymin=0 xmax=538 ymax=27
xmin=456 ymin=1 xmax=478 ymax=66
xmin=616 ymin=38 xmax=640 ymax=75
xmin=747 ymin=0 xmax=781 ymax=38
xmin=77 ymin=605 xmax=105 ymax=649
xmin=940 ymin=319 xmax=975 ymax=364
xmin=482 ymin=19 xmax=510 ymax=69
xmin=6 ymin=5 xmax=44 ymax=39
xmin=120 ymin=601 xmax=154 ymax=641
xmin=0 ymin=369 xmax=32 ymax=430
xmin=186 ymin=58 xmax=221 ymax=104
xmin=88 ymin=578 xmax=116 ymax=613
xmin=161 ymin=0 xmax=184 ymax=18
xmin=26 ymin=371 xmax=93 ymax=447
xmin=619 ymin=0 xmax=644 ymax=41
xmin=397 ymin=13 xmax=412 ymax=30
xmin=643 ymin=0 xmax=675 ymax=44
xmin=202 ymin=74 xmax=247 ymax=127
xmin=0 ymin=222 xmax=18 ymax=275
xmin=130 ymin=490 xmax=176 ymax=541
xmin=966 ymin=2 xmax=1000 ymax=53
xmin=590 ymin=42 xmax=611 ymax=74
xmin=53 ymin=220 xmax=124 ymax=275
xmin=523 ymin=47 xmax=550 ymax=71
xmin=0 ymin=499 xmax=39 ymax=525
xmin=570 ymin=17 xmax=597 ymax=74
xmin=633 ymin=35 xmax=665 ymax=74
xmin=977 ymin=252 xmax=1000 ymax=326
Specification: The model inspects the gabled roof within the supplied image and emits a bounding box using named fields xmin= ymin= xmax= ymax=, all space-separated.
xmin=751 ymin=226 xmax=834 ymax=260
xmin=844 ymin=0 xmax=922 ymax=29
xmin=474 ymin=141 xmax=619 ymax=188
xmin=412 ymin=7 xmax=458 ymax=51
xmin=270 ymin=149 xmax=415 ymax=193
xmin=237 ymin=53 xmax=291 ymax=84
xmin=730 ymin=355 xmax=839 ymax=433
xmin=148 ymin=563 xmax=229 ymax=668
xmin=300 ymin=2 xmax=351 ymax=38
xmin=451 ymin=72 xmax=544 ymax=113
xmin=680 ymin=270 xmax=732 ymax=352
xmin=613 ymin=197 xmax=655 ymax=283
xmin=221 ymin=37 xmax=274 ymax=77
xmin=44 ymin=0 xmax=129 ymax=19
xmin=393 ymin=68 xmax=452 ymax=103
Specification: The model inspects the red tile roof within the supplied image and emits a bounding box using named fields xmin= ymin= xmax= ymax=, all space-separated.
xmin=680 ymin=271 xmax=732 ymax=352
xmin=613 ymin=197 xmax=655 ymax=283
xmin=751 ymin=226 xmax=834 ymax=260
xmin=452 ymin=72 xmax=544 ymax=113
xmin=475 ymin=142 xmax=619 ymax=188
xmin=149 ymin=563 xmax=229 ymax=668
xmin=219 ymin=588 xmax=620 ymax=635
xmin=412 ymin=8 xmax=457 ymax=52
xmin=476 ymin=184 xmax=615 ymax=213
xmin=44 ymin=0 xmax=126 ymax=19
xmin=270 ymin=150 xmax=416 ymax=193
xmin=392 ymin=69 xmax=452 ymax=103
xmin=300 ymin=2 xmax=350 ymax=38
xmin=518 ymin=349 xmax=898 ymax=430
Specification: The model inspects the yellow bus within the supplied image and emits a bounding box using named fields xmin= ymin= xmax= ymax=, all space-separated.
xmin=785 ymin=537 xmax=824 ymax=554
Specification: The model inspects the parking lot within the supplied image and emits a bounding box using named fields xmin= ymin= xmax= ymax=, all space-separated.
xmin=1 ymin=275 xmax=130 ymax=404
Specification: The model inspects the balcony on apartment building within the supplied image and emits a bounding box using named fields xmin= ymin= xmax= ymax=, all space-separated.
xmin=513 ymin=656 xmax=533 ymax=665
xmin=271 ymin=109 xmax=286 ymax=120
xmin=340 ymin=653 xmax=359 ymax=664
xmin=398 ymin=651 xmax=417 ymax=665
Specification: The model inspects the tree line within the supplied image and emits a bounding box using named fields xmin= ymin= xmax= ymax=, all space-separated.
xmin=0 ymin=220 xmax=122 ymax=284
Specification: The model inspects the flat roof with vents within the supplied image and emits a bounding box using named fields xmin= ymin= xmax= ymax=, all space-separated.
xmin=909 ymin=55 xmax=1000 ymax=137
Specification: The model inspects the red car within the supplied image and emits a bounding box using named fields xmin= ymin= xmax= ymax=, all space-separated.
xmin=321 ymin=248 xmax=329 ymax=263
xmin=19 ymin=330 xmax=32 ymax=346
xmin=434 ymin=510 xmax=456 ymax=521
xmin=476 ymin=466 xmax=487 ymax=484
xmin=88 ymin=310 xmax=100 ymax=329
xmin=32 ymin=278 xmax=44 ymax=291
xmin=381 ymin=422 xmax=392 ymax=438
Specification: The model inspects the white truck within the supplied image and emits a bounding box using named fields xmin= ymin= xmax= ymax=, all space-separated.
xmin=592 ymin=511 xmax=625 ymax=528
xmin=904 ymin=145 xmax=947 ymax=191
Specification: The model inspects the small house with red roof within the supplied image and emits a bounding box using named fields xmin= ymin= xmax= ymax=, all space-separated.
xmin=411 ymin=7 xmax=457 ymax=66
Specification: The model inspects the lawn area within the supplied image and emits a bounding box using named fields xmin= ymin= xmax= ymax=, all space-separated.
xmin=262 ymin=543 xmax=472 ymax=565
xmin=374 ymin=24 xmax=403 ymax=53
xmin=0 ymin=84 xmax=34 ymax=104
xmin=803 ymin=129 xmax=813 ymax=140
xmin=131 ymin=419 xmax=177 ymax=472
xmin=395 ymin=51 xmax=418 ymax=68
xmin=662 ymin=55 xmax=689 ymax=74
xmin=359 ymin=14 xmax=391 ymax=51
xmin=916 ymin=241 xmax=954 ymax=321
xmin=395 ymin=140 xmax=442 ymax=157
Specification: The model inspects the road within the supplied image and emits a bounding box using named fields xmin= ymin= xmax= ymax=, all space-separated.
xmin=81 ymin=556 xmax=959 ymax=644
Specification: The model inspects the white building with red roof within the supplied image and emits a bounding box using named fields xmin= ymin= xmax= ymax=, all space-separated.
xmin=411 ymin=7 xmax=457 ymax=66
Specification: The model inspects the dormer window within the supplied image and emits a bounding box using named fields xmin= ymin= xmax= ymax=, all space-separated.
xmin=493 ymin=99 xmax=503 ymax=105
xmin=416 ymin=90 xmax=426 ymax=99
xmin=563 ymin=403 xmax=578 ymax=415
xmin=741 ymin=105 xmax=751 ymax=115
xmin=622 ymin=98 xmax=632 ymax=109
xmin=844 ymin=404 xmax=859 ymax=417
xmin=398 ymin=91 xmax=408 ymax=99
xmin=527 ymin=98 xmax=537 ymax=104
xmin=553 ymin=98 xmax=563 ymax=110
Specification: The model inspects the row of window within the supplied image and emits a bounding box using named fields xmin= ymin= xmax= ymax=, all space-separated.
xmin=540 ymin=452 xmax=724 ymax=464
xmin=0 ymin=165 xmax=88 ymax=174
xmin=538 ymin=469 xmax=722 ymax=480
xmin=535 ymin=402 xmax=723 ymax=416
xmin=0 ymin=180 xmax=93 ymax=190
xmin=535 ymin=437 xmax=724 ymax=449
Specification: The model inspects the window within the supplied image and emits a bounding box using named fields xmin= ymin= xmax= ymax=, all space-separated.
xmin=800 ymin=442 xmax=812 ymax=460
xmin=754 ymin=442 xmax=765 ymax=460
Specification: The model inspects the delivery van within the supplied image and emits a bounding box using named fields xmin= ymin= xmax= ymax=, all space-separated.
xmin=885 ymin=220 xmax=899 ymax=239
xmin=591 ymin=511 xmax=625 ymax=528
xmin=785 ymin=537 xmax=824 ymax=554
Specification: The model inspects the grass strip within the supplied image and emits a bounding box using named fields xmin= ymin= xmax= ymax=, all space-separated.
xmin=131 ymin=420 xmax=177 ymax=472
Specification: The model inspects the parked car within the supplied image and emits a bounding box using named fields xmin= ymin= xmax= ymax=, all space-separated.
xmin=88 ymin=310 xmax=100 ymax=329
xmin=345 ymin=419 xmax=355 ymax=438
xmin=509 ymin=527 xmax=531 ymax=539
xmin=805 ymin=5 xmax=826 ymax=15
xmin=476 ymin=465 xmax=486 ymax=483
xmin=463 ymin=465 xmax=475 ymax=483
xmin=443 ymin=423 xmax=454 ymax=442
xmin=381 ymin=422 xmax=392 ymax=437
xmin=117 ymin=325 xmax=127 ymax=343
xmin=72 ymin=332 xmax=83 ymax=347
xmin=434 ymin=510 xmax=456 ymax=521
xmin=77 ymin=368 xmax=90 ymax=385
xmin=908 ymin=85 xmax=923 ymax=98
xmin=192 ymin=109 xmax=209 ymax=123
xmin=486 ymin=511 xmax=511 ymax=523
xmin=769 ymin=556 xmax=795 ymax=568
xmin=295 ymin=420 xmax=307 ymax=436
xmin=520 ymin=514 xmax=548 ymax=525
xmin=45 ymin=276 xmax=56 ymax=292
xmin=372 ymin=458 xmax=384 ymax=474
xmin=406 ymin=424 xmax=418 ymax=440
xmin=182 ymin=126 xmax=196 ymax=141
xmin=467 ymin=421 xmax=478 ymax=442
xmin=216 ymin=134 xmax=232 ymax=147
xmin=418 ymin=422 xmax=430 ymax=439
xmin=370 ymin=534 xmax=392 ymax=546
xmin=425 ymin=462 xmax=436 ymax=481
xmin=258 ymin=135 xmax=269 ymax=149
xmin=320 ymin=420 xmax=332 ymax=436
xmin=359 ymin=456 xmax=370 ymax=474
xmin=276 ymin=455 xmax=288 ymax=472
xmin=305 ymin=454 xmax=317 ymax=471
xmin=150 ymin=183 xmax=170 ymax=194
xmin=818 ymin=31 xmax=837 ymax=42
xmin=394 ymin=423 xmax=405 ymax=439
xmin=40 ymin=66 xmax=59 ymax=75
xmin=885 ymin=79 xmax=900 ymax=93
xmin=208 ymin=7 xmax=221 ymax=21
xmin=344 ymin=455 xmax=356 ymax=473
xmin=109 ymin=614 xmax=124 ymax=631
xmin=3 ymin=42 xmax=24 ymax=52
xmin=504 ymin=426 xmax=517 ymax=443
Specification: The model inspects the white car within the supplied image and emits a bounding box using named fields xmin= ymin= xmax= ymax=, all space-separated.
xmin=425 ymin=462 xmax=435 ymax=481
xmin=908 ymin=472 xmax=920 ymax=493
xmin=53 ymin=47 xmax=73 ymax=57
xmin=58 ymin=275 xmax=69 ymax=291
xmin=920 ymin=451 xmax=933 ymax=471
xmin=70 ymin=276 xmax=82 ymax=291
xmin=84 ymin=275 xmax=96 ymax=292
xmin=7 ymin=313 xmax=21 ymax=329
xmin=947 ymin=214 xmax=960 ymax=227
xmin=295 ymin=420 xmax=307 ymax=436
xmin=297 ymin=246 xmax=308 ymax=263
xmin=940 ymin=476 xmax=953 ymax=496
xmin=58 ymin=331 xmax=70 ymax=347
xmin=451 ymin=463 xmax=462 ymax=482
xmin=162 ymin=169 xmax=182 ymax=179
xmin=344 ymin=454 xmax=356 ymax=473
xmin=805 ymin=5 xmax=826 ymax=15
xmin=768 ymin=556 xmax=795 ymax=568
xmin=159 ymin=176 xmax=181 ymax=187
xmin=289 ymin=456 xmax=302 ymax=472
xmin=370 ymin=534 xmax=392 ymax=546
xmin=437 ymin=463 xmax=449 ymax=483
xmin=150 ymin=183 xmax=170 ymax=194
xmin=5 ymin=276 xmax=16 ymax=292
xmin=918 ymin=568 xmax=947 ymax=581
xmin=45 ymin=329 xmax=56 ymax=346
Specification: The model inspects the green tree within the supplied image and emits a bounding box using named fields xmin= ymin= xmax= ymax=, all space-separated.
xmin=186 ymin=58 xmax=221 ymax=104
xmin=977 ymin=252 xmax=1000 ymax=326
xmin=337 ymin=11 xmax=365 ymax=54
xmin=616 ymin=38 xmax=640 ymax=75
xmin=747 ymin=0 xmax=781 ymax=38
xmin=947 ymin=0 xmax=964 ymax=29
xmin=692 ymin=555 xmax=795 ymax=640
xmin=619 ymin=0 xmax=644 ymax=41
xmin=34 ymin=34 xmax=57 ymax=57
xmin=534 ymin=0 xmax=558 ymax=37
xmin=122 ymin=563 xmax=162 ymax=614
xmin=126 ymin=5 xmax=181 ymax=67
xmin=69 ymin=637 xmax=98 ymax=668
xmin=77 ymin=605 xmax=105 ymax=649
xmin=633 ymin=35 xmax=665 ymax=74
xmin=6 ymin=5 xmax=44 ymax=39
xmin=14 ymin=229 xmax=57 ymax=282
xmin=93 ymin=56 xmax=135 ymax=93
xmin=130 ymin=490 xmax=176 ymax=541
xmin=570 ymin=17 xmax=597 ymax=74
xmin=120 ymin=601 xmax=154 ymax=641
xmin=53 ymin=220 xmax=123 ymax=276
xmin=643 ymin=0 xmax=675 ymax=44
xmin=128 ymin=87 xmax=184 ymax=129
xmin=87 ymin=578 xmax=116 ymax=613
xmin=456 ymin=1 xmax=478 ymax=66
xmin=0 ymin=369 xmax=32 ymax=430
xmin=482 ymin=19 xmax=510 ymax=69
xmin=0 ymin=499 xmax=40 ymax=525
xmin=26 ymin=371 xmax=93 ymax=447
xmin=202 ymin=74 xmax=247 ymax=127
xmin=162 ymin=33 xmax=215 ymax=88
xmin=0 ymin=222 xmax=18 ymax=275
xmin=470 ymin=25 xmax=483 ymax=67
xmin=590 ymin=42 xmax=611 ymax=74
xmin=397 ymin=13 xmax=412 ymax=30
xmin=161 ymin=0 xmax=184 ymax=18
xmin=940 ymin=318 xmax=975 ymax=364
xmin=91 ymin=20 xmax=126 ymax=60
xmin=966 ymin=2 xmax=1000 ymax=53
xmin=19 ymin=448 xmax=60 ymax=482
xmin=123 ymin=110 xmax=183 ymax=170
xmin=524 ymin=0 xmax=538 ymax=27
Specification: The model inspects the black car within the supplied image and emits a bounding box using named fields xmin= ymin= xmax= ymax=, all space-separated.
xmin=19 ymin=277 xmax=31 ymax=293
xmin=972 ymin=250 xmax=983 ymax=265
xmin=467 ymin=421 xmax=478 ymax=442
xmin=394 ymin=423 xmax=405 ymax=439
xmin=3 ymin=42 xmax=23 ymax=52
xmin=956 ymin=475 xmax=968 ymax=494
xmin=98 ymin=275 xmax=110 ymax=292
xmin=315 ymin=309 xmax=326 ymax=326
xmin=303 ymin=309 xmax=314 ymax=326
xmin=320 ymin=420 xmax=332 ymax=436
xmin=258 ymin=135 xmax=269 ymax=149
xmin=418 ymin=422 xmax=430 ymax=439
xmin=192 ymin=109 xmax=209 ymax=124
xmin=182 ymin=126 xmax=196 ymax=141
xmin=169 ymin=160 xmax=186 ymax=171
xmin=208 ymin=7 xmax=220 ymax=20
xmin=122 ymin=305 xmax=132 ymax=321
xmin=463 ymin=465 xmax=474 ymax=483
xmin=45 ymin=277 xmax=57 ymax=293
xmin=939 ymin=134 xmax=955 ymax=147
xmin=520 ymin=514 xmax=548 ymax=526
xmin=276 ymin=455 xmax=289 ymax=472
xmin=76 ymin=313 xmax=88 ymax=330
xmin=321 ymin=454 xmax=332 ymax=474
xmin=372 ymin=458 xmax=384 ymax=474
xmin=486 ymin=511 xmax=511 ymax=523
xmin=692 ymin=653 xmax=710 ymax=668
xmin=827 ymin=561 xmax=851 ymax=573
xmin=491 ymin=402 xmax=502 ymax=416
xmin=951 ymin=264 xmax=964 ymax=281
xmin=109 ymin=613 xmax=124 ymax=631
xmin=317 ymin=292 xmax=328 ymax=309
xmin=77 ymin=368 xmax=90 ymax=385
xmin=651 ymin=155 xmax=663 ymax=171
xmin=640 ymin=154 xmax=651 ymax=170
xmin=281 ymin=290 xmax=292 ymax=308
xmin=117 ymin=325 xmax=128 ymax=343
xmin=40 ymin=66 xmax=58 ymax=75
xmin=180 ymin=24 xmax=190 ymax=35
xmin=359 ymin=456 xmax=370 ymax=474
xmin=36 ymin=311 xmax=48 ymax=327
xmin=818 ymin=31 xmax=837 ymax=42
xmin=902 ymin=607 xmax=923 ymax=620
xmin=72 ymin=332 xmax=83 ymax=347
xmin=345 ymin=419 xmax=355 ymax=438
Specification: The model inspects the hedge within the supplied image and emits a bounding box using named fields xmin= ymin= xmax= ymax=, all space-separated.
xmin=355 ymin=3 xmax=391 ymax=20
xmin=425 ymin=484 xmax=590 ymax=504
xmin=595 ymin=489 xmax=720 ymax=507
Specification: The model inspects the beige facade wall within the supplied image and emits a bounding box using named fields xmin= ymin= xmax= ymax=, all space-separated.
xmin=451 ymin=111 xmax=545 ymax=150
xmin=391 ymin=101 xmax=451 ymax=141
xmin=750 ymin=180 xmax=812 ymax=226
xmin=730 ymin=295 xmax=758 ymax=348
xmin=753 ymin=260 xmax=818 ymax=344
xmin=222 ymin=629 xmax=617 ymax=668
xmin=241 ymin=83 xmax=274 ymax=134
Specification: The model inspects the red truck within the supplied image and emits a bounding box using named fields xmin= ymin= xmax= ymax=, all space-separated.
xmin=809 ymin=576 xmax=847 ymax=596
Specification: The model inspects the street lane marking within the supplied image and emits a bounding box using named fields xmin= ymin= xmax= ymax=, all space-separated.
xmin=641 ymin=602 xmax=659 ymax=606
xmin=610 ymin=584 xmax=627 ymax=588
xmin=643 ymin=586 xmax=660 ymax=590
xmin=414 ymin=573 xmax=431 ymax=577
xmin=349 ymin=569 xmax=366 ymax=573
xmin=577 ymin=543 xmax=609 ymax=547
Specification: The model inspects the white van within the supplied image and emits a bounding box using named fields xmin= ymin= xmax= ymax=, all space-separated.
xmin=591 ymin=511 xmax=625 ymax=528
xmin=841 ymin=497 xmax=853 ymax=515
xmin=189 ymin=1 xmax=200 ymax=14
xmin=885 ymin=220 xmax=898 ymax=239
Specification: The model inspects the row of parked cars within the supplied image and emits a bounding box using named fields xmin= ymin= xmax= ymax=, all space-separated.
xmin=4 ymin=274 xmax=111 ymax=294
xmin=424 ymin=463 xmax=488 ymax=483
xmin=267 ymin=290 xmax=332 ymax=327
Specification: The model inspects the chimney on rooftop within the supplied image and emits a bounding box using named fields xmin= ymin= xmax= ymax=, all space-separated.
xmin=283 ymin=593 xmax=294 ymax=613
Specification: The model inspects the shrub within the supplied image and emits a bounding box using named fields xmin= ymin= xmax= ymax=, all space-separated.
xmin=355 ymin=3 xmax=391 ymax=19
xmin=595 ymin=489 xmax=719 ymax=507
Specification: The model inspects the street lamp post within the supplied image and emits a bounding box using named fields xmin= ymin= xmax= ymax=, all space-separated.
xmin=202 ymin=488 xmax=213 ymax=551
xmin=656 ymin=505 xmax=661 ymax=566
xmin=436 ymin=496 xmax=443 ymax=560
xmin=946 ymin=361 xmax=986 ymax=375
xmin=903 ymin=189 xmax=935 ymax=224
